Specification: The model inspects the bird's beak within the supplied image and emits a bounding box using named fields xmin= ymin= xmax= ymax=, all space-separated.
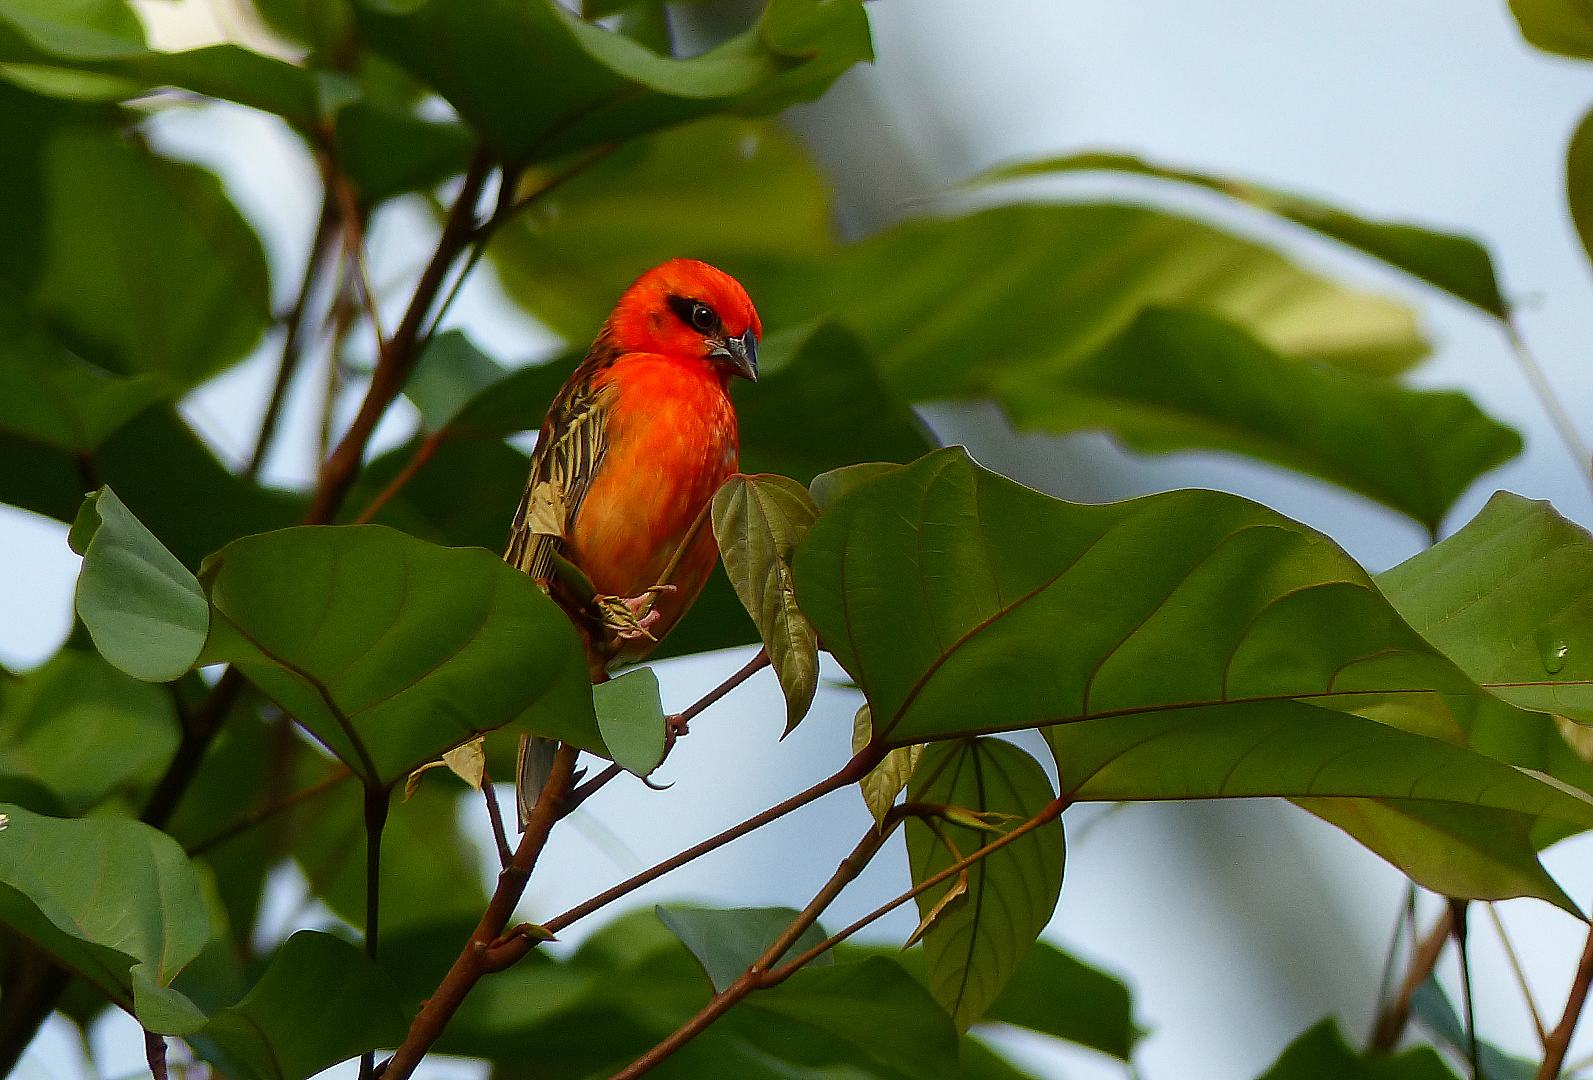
xmin=712 ymin=328 xmax=759 ymax=382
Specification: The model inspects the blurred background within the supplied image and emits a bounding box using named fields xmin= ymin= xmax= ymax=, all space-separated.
xmin=6 ymin=1 xmax=1593 ymax=1078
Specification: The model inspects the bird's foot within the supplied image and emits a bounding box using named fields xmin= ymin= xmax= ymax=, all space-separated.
xmin=594 ymin=585 xmax=677 ymax=641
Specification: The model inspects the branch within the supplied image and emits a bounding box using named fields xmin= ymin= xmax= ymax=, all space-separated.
xmin=1536 ymin=913 xmax=1593 ymax=1080
xmin=248 ymin=193 xmax=337 ymax=480
xmin=481 ymin=769 xmax=513 ymax=870
xmin=380 ymin=742 xmax=579 ymax=1080
xmin=360 ymin=783 xmax=392 ymax=1080
xmin=1506 ymin=318 xmax=1593 ymax=493
xmin=354 ymin=430 xmax=445 ymax=525
xmin=1369 ymin=904 xmax=1454 ymax=1054
xmin=607 ymin=792 xmax=1073 ymax=1080
xmin=1487 ymin=903 xmax=1547 ymax=1047
xmin=142 ymin=668 xmax=248 ymax=830
xmin=327 ymin=163 xmax=388 ymax=354
xmin=305 ymin=148 xmax=494 ymax=526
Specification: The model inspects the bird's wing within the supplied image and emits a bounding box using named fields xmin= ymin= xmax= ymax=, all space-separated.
xmin=505 ymin=347 xmax=617 ymax=583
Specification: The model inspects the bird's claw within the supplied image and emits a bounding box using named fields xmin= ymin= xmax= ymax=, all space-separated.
xmin=595 ymin=585 xmax=677 ymax=641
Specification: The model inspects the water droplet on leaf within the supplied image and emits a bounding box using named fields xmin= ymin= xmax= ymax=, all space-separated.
xmin=1538 ymin=633 xmax=1570 ymax=674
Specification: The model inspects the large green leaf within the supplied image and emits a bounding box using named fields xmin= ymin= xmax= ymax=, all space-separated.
xmin=1510 ymin=0 xmax=1593 ymax=58
xmin=33 ymin=128 xmax=272 ymax=390
xmin=0 ymin=649 xmax=178 ymax=815
xmin=712 ymin=473 xmax=820 ymax=734
xmin=905 ymin=738 xmax=1064 ymax=1032
xmin=794 ymin=447 xmax=1518 ymax=748
xmin=0 ymin=803 xmax=208 ymax=1033
xmin=1292 ymin=797 xmax=1578 ymax=912
xmin=1000 ymin=306 xmax=1518 ymax=532
xmin=201 ymin=930 xmax=410 ymax=1080
xmin=1257 ymin=1018 xmax=1458 ymax=1079
xmin=334 ymin=101 xmax=474 ymax=207
xmin=760 ymin=203 xmax=1428 ymax=404
xmin=353 ymin=0 xmax=871 ymax=166
xmin=978 ymin=941 xmax=1138 ymax=1061
xmin=968 ymin=151 xmax=1507 ymax=318
xmin=0 ymin=2 xmax=317 ymax=123
xmin=1377 ymin=491 xmax=1593 ymax=723
xmin=198 ymin=524 xmax=601 ymax=784
xmin=488 ymin=115 xmax=835 ymax=341
xmin=70 ymin=487 xmax=209 ymax=683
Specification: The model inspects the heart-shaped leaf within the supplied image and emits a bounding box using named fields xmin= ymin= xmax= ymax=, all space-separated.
xmin=594 ymin=667 xmax=667 ymax=777
xmin=199 ymin=524 xmax=600 ymax=784
xmin=655 ymin=904 xmax=832 ymax=993
xmin=905 ymin=738 xmax=1064 ymax=1032
xmin=851 ymin=702 xmax=922 ymax=824
xmin=0 ymin=802 xmax=209 ymax=1033
xmin=712 ymin=473 xmax=820 ymax=734
xmin=71 ymin=486 xmax=209 ymax=683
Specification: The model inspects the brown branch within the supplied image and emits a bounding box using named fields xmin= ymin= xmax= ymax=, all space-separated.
xmin=1536 ymin=915 xmax=1593 ymax=1080
xmin=1369 ymin=905 xmax=1454 ymax=1054
xmin=481 ymin=769 xmax=512 ymax=870
xmin=186 ymin=764 xmax=353 ymax=857
xmin=379 ymin=742 xmax=579 ymax=1080
xmin=305 ymin=147 xmax=494 ymax=526
xmin=1488 ymin=903 xmax=1547 ymax=1047
xmin=544 ymin=741 xmax=886 ymax=938
xmin=248 ymin=192 xmax=337 ymax=480
xmin=145 ymin=1031 xmax=168 ymax=1080
xmin=608 ymin=792 xmax=1073 ymax=1080
xmin=142 ymin=668 xmax=248 ymax=830
xmin=354 ymin=431 xmax=445 ymax=525
xmin=328 ymin=165 xmax=387 ymax=354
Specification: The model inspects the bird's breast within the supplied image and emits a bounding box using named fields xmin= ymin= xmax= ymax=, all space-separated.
xmin=568 ymin=354 xmax=739 ymax=606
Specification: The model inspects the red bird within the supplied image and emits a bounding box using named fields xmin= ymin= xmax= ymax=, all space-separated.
xmin=505 ymin=259 xmax=761 ymax=679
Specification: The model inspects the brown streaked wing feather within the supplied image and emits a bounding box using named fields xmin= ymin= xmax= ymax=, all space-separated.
xmin=504 ymin=332 xmax=621 ymax=582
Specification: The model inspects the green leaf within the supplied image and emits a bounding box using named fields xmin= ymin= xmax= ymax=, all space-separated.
xmin=201 ymin=930 xmax=410 ymax=1080
xmin=763 ymin=203 xmax=1428 ymax=405
xmin=1291 ymin=798 xmax=1579 ymax=914
xmin=1256 ymin=1017 xmax=1459 ymax=1079
xmin=354 ymin=0 xmax=870 ymax=167
xmin=34 ymin=129 xmax=272 ymax=390
xmin=852 ymin=703 xmax=922 ymax=824
xmin=969 ymin=151 xmax=1506 ymax=318
xmin=334 ymin=100 xmax=474 ymax=207
xmin=960 ymin=1036 xmax=1045 ymax=1080
xmin=1510 ymin=0 xmax=1593 ymax=58
xmin=198 ymin=524 xmax=600 ymax=784
xmin=1408 ymin=977 xmax=1536 ymax=1080
xmin=978 ymin=941 xmax=1138 ymax=1061
xmin=594 ymin=667 xmax=667 ymax=777
xmin=711 ymin=473 xmax=819 ymax=734
xmin=72 ymin=486 xmax=209 ymax=682
xmin=487 ymin=115 xmax=834 ymax=342
xmin=905 ymin=738 xmax=1064 ymax=1032
xmin=0 ymin=802 xmax=209 ymax=1033
xmin=811 ymin=462 xmax=904 ymax=511
xmin=345 ymin=433 xmax=530 ymax=552
xmin=0 ymin=0 xmax=143 ymax=57
xmin=0 ymin=297 xmax=163 ymax=451
xmin=402 ymin=329 xmax=509 ymax=433
xmin=0 ymin=649 xmax=179 ymax=815
xmin=1568 ymin=106 xmax=1593 ymax=270
xmin=655 ymin=905 xmax=832 ymax=993
xmin=1377 ymin=491 xmax=1593 ymax=723
xmin=998 ymin=306 xmax=1518 ymax=532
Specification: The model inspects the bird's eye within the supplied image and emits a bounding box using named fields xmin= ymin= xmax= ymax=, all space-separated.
xmin=691 ymin=303 xmax=717 ymax=332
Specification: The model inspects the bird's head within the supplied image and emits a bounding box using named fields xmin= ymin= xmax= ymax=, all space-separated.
xmin=608 ymin=258 xmax=763 ymax=383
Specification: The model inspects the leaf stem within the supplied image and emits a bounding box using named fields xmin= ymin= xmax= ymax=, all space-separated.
xmin=379 ymin=742 xmax=579 ymax=1080
xmin=1506 ymin=318 xmax=1593 ymax=492
xmin=354 ymin=431 xmax=446 ymax=525
xmin=1369 ymin=904 xmax=1454 ymax=1053
xmin=248 ymin=190 xmax=337 ymax=480
xmin=1536 ymin=909 xmax=1593 ymax=1080
xmin=1488 ymin=902 xmax=1547 ymax=1047
xmin=305 ymin=147 xmax=494 ymax=526
xmin=186 ymin=764 xmax=353 ymax=857
xmin=360 ymin=782 xmax=391 ymax=1080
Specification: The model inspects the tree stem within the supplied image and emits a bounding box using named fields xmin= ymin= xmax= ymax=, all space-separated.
xmin=1536 ymin=911 xmax=1593 ymax=1080
xmin=1369 ymin=905 xmax=1454 ymax=1053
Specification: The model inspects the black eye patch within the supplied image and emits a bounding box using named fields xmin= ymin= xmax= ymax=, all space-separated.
xmin=667 ymin=295 xmax=720 ymax=334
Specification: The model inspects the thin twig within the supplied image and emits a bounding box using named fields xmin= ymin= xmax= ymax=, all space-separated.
xmin=544 ymin=741 xmax=886 ymax=938
xmin=360 ymin=782 xmax=392 ymax=1080
xmin=1450 ymin=899 xmax=1478 ymax=1080
xmin=142 ymin=668 xmax=248 ymax=830
xmin=1537 ymin=914 xmax=1593 ymax=1080
xmin=1488 ymin=903 xmax=1548 ymax=1047
xmin=481 ymin=770 xmax=512 ymax=870
xmin=305 ymin=147 xmax=494 ymax=526
xmin=1506 ymin=318 xmax=1593 ymax=492
xmin=248 ymin=193 xmax=337 ymax=480
xmin=354 ymin=431 xmax=446 ymax=525
xmin=379 ymin=743 xmax=580 ymax=1080
xmin=679 ymin=648 xmax=770 ymax=729
xmin=186 ymin=764 xmax=353 ymax=857
xmin=329 ymin=165 xmax=388 ymax=354
xmin=607 ymin=793 xmax=1072 ymax=1080
xmin=1369 ymin=905 xmax=1455 ymax=1054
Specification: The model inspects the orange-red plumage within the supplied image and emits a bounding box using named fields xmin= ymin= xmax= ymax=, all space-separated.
xmin=505 ymin=259 xmax=761 ymax=677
